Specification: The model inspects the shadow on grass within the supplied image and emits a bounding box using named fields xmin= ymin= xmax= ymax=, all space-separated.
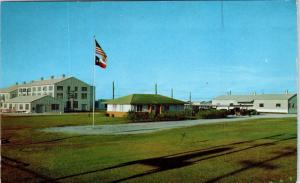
xmin=50 ymin=133 xmax=296 ymax=183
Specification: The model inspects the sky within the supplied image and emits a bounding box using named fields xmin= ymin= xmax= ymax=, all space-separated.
xmin=1 ymin=1 xmax=297 ymax=101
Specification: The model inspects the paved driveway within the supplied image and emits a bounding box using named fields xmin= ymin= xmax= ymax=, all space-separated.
xmin=41 ymin=114 xmax=296 ymax=135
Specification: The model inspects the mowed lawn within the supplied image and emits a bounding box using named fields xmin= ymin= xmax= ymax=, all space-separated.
xmin=1 ymin=114 xmax=296 ymax=183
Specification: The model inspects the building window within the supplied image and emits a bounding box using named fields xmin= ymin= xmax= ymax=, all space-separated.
xmin=49 ymin=86 xmax=53 ymax=91
xmin=81 ymin=104 xmax=87 ymax=111
xmin=57 ymin=86 xmax=63 ymax=91
xmin=22 ymin=88 xmax=26 ymax=92
xmin=32 ymin=93 xmax=36 ymax=96
xmin=27 ymin=88 xmax=31 ymax=92
xmin=229 ymin=103 xmax=233 ymax=106
xmin=38 ymin=87 xmax=41 ymax=91
xmin=259 ymin=103 xmax=264 ymax=107
xmin=67 ymin=86 xmax=71 ymax=91
xmin=4 ymin=103 xmax=7 ymax=108
xmin=292 ymin=103 xmax=295 ymax=108
xmin=51 ymin=104 xmax=59 ymax=110
xmin=43 ymin=86 xmax=47 ymax=91
xmin=74 ymin=87 xmax=78 ymax=91
xmin=19 ymin=104 xmax=23 ymax=110
xmin=73 ymin=101 xmax=78 ymax=108
xmin=19 ymin=88 xmax=22 ymax=92
xmin=33 ymin=87 xmax=36 ymax=92
xmin=276 ymin=103 xmax=281 ymax=108
xmin=74 ymin=93 xmax=78 ymax=99
xmin=81 ymin=93 xmax=87 ymax=99
xmin=25 ymin=104 xmax=29 ymax=110
xmin=37 ymin=93 xmax=41 ymax=96
xmin=81 ymin=87 xmax=87 ymax=91
xmin=57 ymin=93 xmax=63 ymax=99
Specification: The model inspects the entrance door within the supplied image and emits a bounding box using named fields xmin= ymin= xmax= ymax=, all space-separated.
xmin=36 ymin=104 xmax=44 ymax=113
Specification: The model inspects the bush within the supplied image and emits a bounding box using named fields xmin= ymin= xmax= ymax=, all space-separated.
xmin=196 ymin=109 xmax=228 ymax=119
xmin=127 ymin=111 xmax=187 ymax=122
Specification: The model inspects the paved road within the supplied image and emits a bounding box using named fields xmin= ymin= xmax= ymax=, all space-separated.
xmin=41 ymin=114 xmax=296 ymax=135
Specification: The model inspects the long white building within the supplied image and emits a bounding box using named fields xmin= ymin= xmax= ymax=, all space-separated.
xmin=212 ymin=93 xmax=297 ymax=114
xmin=0 ymin=75 xmax=94 ymax=113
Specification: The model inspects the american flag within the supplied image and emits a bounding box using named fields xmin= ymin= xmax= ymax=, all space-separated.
xmin=95 ymin=39 xmax=107 ymax=69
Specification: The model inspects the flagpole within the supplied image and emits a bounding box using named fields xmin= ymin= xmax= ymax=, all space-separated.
xmin=92 ymin=36 xmax=95 ymax=128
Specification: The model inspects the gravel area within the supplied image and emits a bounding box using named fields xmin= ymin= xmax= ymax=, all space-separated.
xmin=41 ymin=114 xmax=296 ymax=135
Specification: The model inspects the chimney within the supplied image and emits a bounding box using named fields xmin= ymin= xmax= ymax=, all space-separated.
xmin=253 ymin=91 xmax=256 ymax=96
xmin=31 ymin=80 xmax=34 ymax=83
xmin=285 ymin=90 xmax=289 ymax=94
xmin=51 ymin=75 xmax=54 ymax=79
xmin=23 ymin=81 xmax=26 ymax=84
xmin=16 ymin=82 xmax=18 ymax=85
xmin=41 ymin=77 xmax=44 ymax=80
xmin=62 ymin=74 xmax=65 ymax=78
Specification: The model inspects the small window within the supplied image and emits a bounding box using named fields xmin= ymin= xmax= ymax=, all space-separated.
xmin=19 ymin=89 xmax=22 ymax=92
xmin=67 ymin=86 xmax=71 ymax=91
xmin=137 ymin=105 xmax=143 ymax=112
xmin=57 ymin=93 xmax=63 ymax=99
xmin=259 ymin=103 xmax=264 ymax=107
xmin=37 ymin=93 xmax=41 ymax=96
xmin=25 ymin=104 xmax=29 ymax=110
xmin=27 ymin=88 xmax=31 ymax=92
xmin=51 ymin=104 xmax=59 ymax=110
xmin=57 ymin=86 xmax=63 ymax=91
xmin=73 ymin=101 xmax=78 ymax=108
xmin=49 ymin=86 xmax=53 ymax=91
xmin=229 ymin=103 xmax=233 ymax=106
xmin=81 ymin=93 xmax=87 ymax=99
xmin=81 ymin=87 xmax=87 ymax=91
xmin=22 ymin=88 xmax=26 ymax=92
xmin=38 ymin=87 xmax=41 ymax=91
xmin=9 ymin=104 xmax=12 ymax=109
xmin=74 ymin=87 xmax=78 ymax=91
xmin=74 ymin=93 xmax=78 ymax=99
xmin=19 ymin=104 xmax=23 ymax=110
xmin=4 ymin=103 xmax=7 ymax=108
xmin=276 ymin=103 xmax=281 ymax=108
xmin=33 ymin=87 xmax=36 ymax=91
xmin=43 ymin=86 xmax=47 ymax=91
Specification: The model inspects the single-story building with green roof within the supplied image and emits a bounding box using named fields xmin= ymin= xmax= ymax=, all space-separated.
xmin=212 ymin=93 xmax=297 ymax=114
xmin=104 ymin=94 xmax=186 ymax=117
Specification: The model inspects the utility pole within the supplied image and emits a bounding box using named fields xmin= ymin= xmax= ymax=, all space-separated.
xmin=171 ymin=88 xmax=173 ymax=98
xmin=155 ymin=83 xmax=157 ymax=95
xmin=112 ymin=81 xmax=115 ymax=99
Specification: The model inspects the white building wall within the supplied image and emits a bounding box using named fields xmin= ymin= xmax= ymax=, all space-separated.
xmin=107 ymin=104 xmax=132 ymax=112
xmin=253 ymin=100 xmax=288 ymax=113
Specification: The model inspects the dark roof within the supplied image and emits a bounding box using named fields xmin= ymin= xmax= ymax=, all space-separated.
xmin=105 ymin=94 xmax=186 ymax=105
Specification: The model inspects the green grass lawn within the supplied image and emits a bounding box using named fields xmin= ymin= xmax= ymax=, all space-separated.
xmin=1 ymin=114 xmax=296 ymax=183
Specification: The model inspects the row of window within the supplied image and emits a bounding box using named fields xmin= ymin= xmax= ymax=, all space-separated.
xmin=258 ymin=103 xmax=294 ymax=108
xmin=57 ymin=93 xmax=87 ymax=99
xmin=3 ymin=103 xmax=30 ymax=110
xmin=57 ymin=86 xmax=88 ymax=92
xmin=19 ymin=93 xmax=53 ymax=97
xmin=18 ymin=86 xmax=88 ymax=93
xmin=19 ymin=86 xmax=54 ymax=92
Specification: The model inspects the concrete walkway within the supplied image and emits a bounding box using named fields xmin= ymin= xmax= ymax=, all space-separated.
xmin=41 ymin=114 xmax=296 ymax=135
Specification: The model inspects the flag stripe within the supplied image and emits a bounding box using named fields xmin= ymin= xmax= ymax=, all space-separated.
xmin=95 ymin=39 xmax=107 ymax=69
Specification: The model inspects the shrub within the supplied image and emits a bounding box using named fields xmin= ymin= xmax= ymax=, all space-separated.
xmin=196 ymin=109 xmax=228 ymax=119
xmin=127 ymin=111 xmax=188 ymax=122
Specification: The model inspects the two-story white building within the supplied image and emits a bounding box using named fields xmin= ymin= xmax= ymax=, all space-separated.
xmin=0 ymin=75 xmax=94 ymax=113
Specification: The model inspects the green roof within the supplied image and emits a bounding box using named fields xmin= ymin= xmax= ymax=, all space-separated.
xmin=214 ymin=94 xmax=296 ymax=102
xmin=105 ymin=94 xmax=186 ymax=105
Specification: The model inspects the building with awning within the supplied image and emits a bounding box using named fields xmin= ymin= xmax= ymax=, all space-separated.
xmin=105 ymin=94 xmax=186 ymax=117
